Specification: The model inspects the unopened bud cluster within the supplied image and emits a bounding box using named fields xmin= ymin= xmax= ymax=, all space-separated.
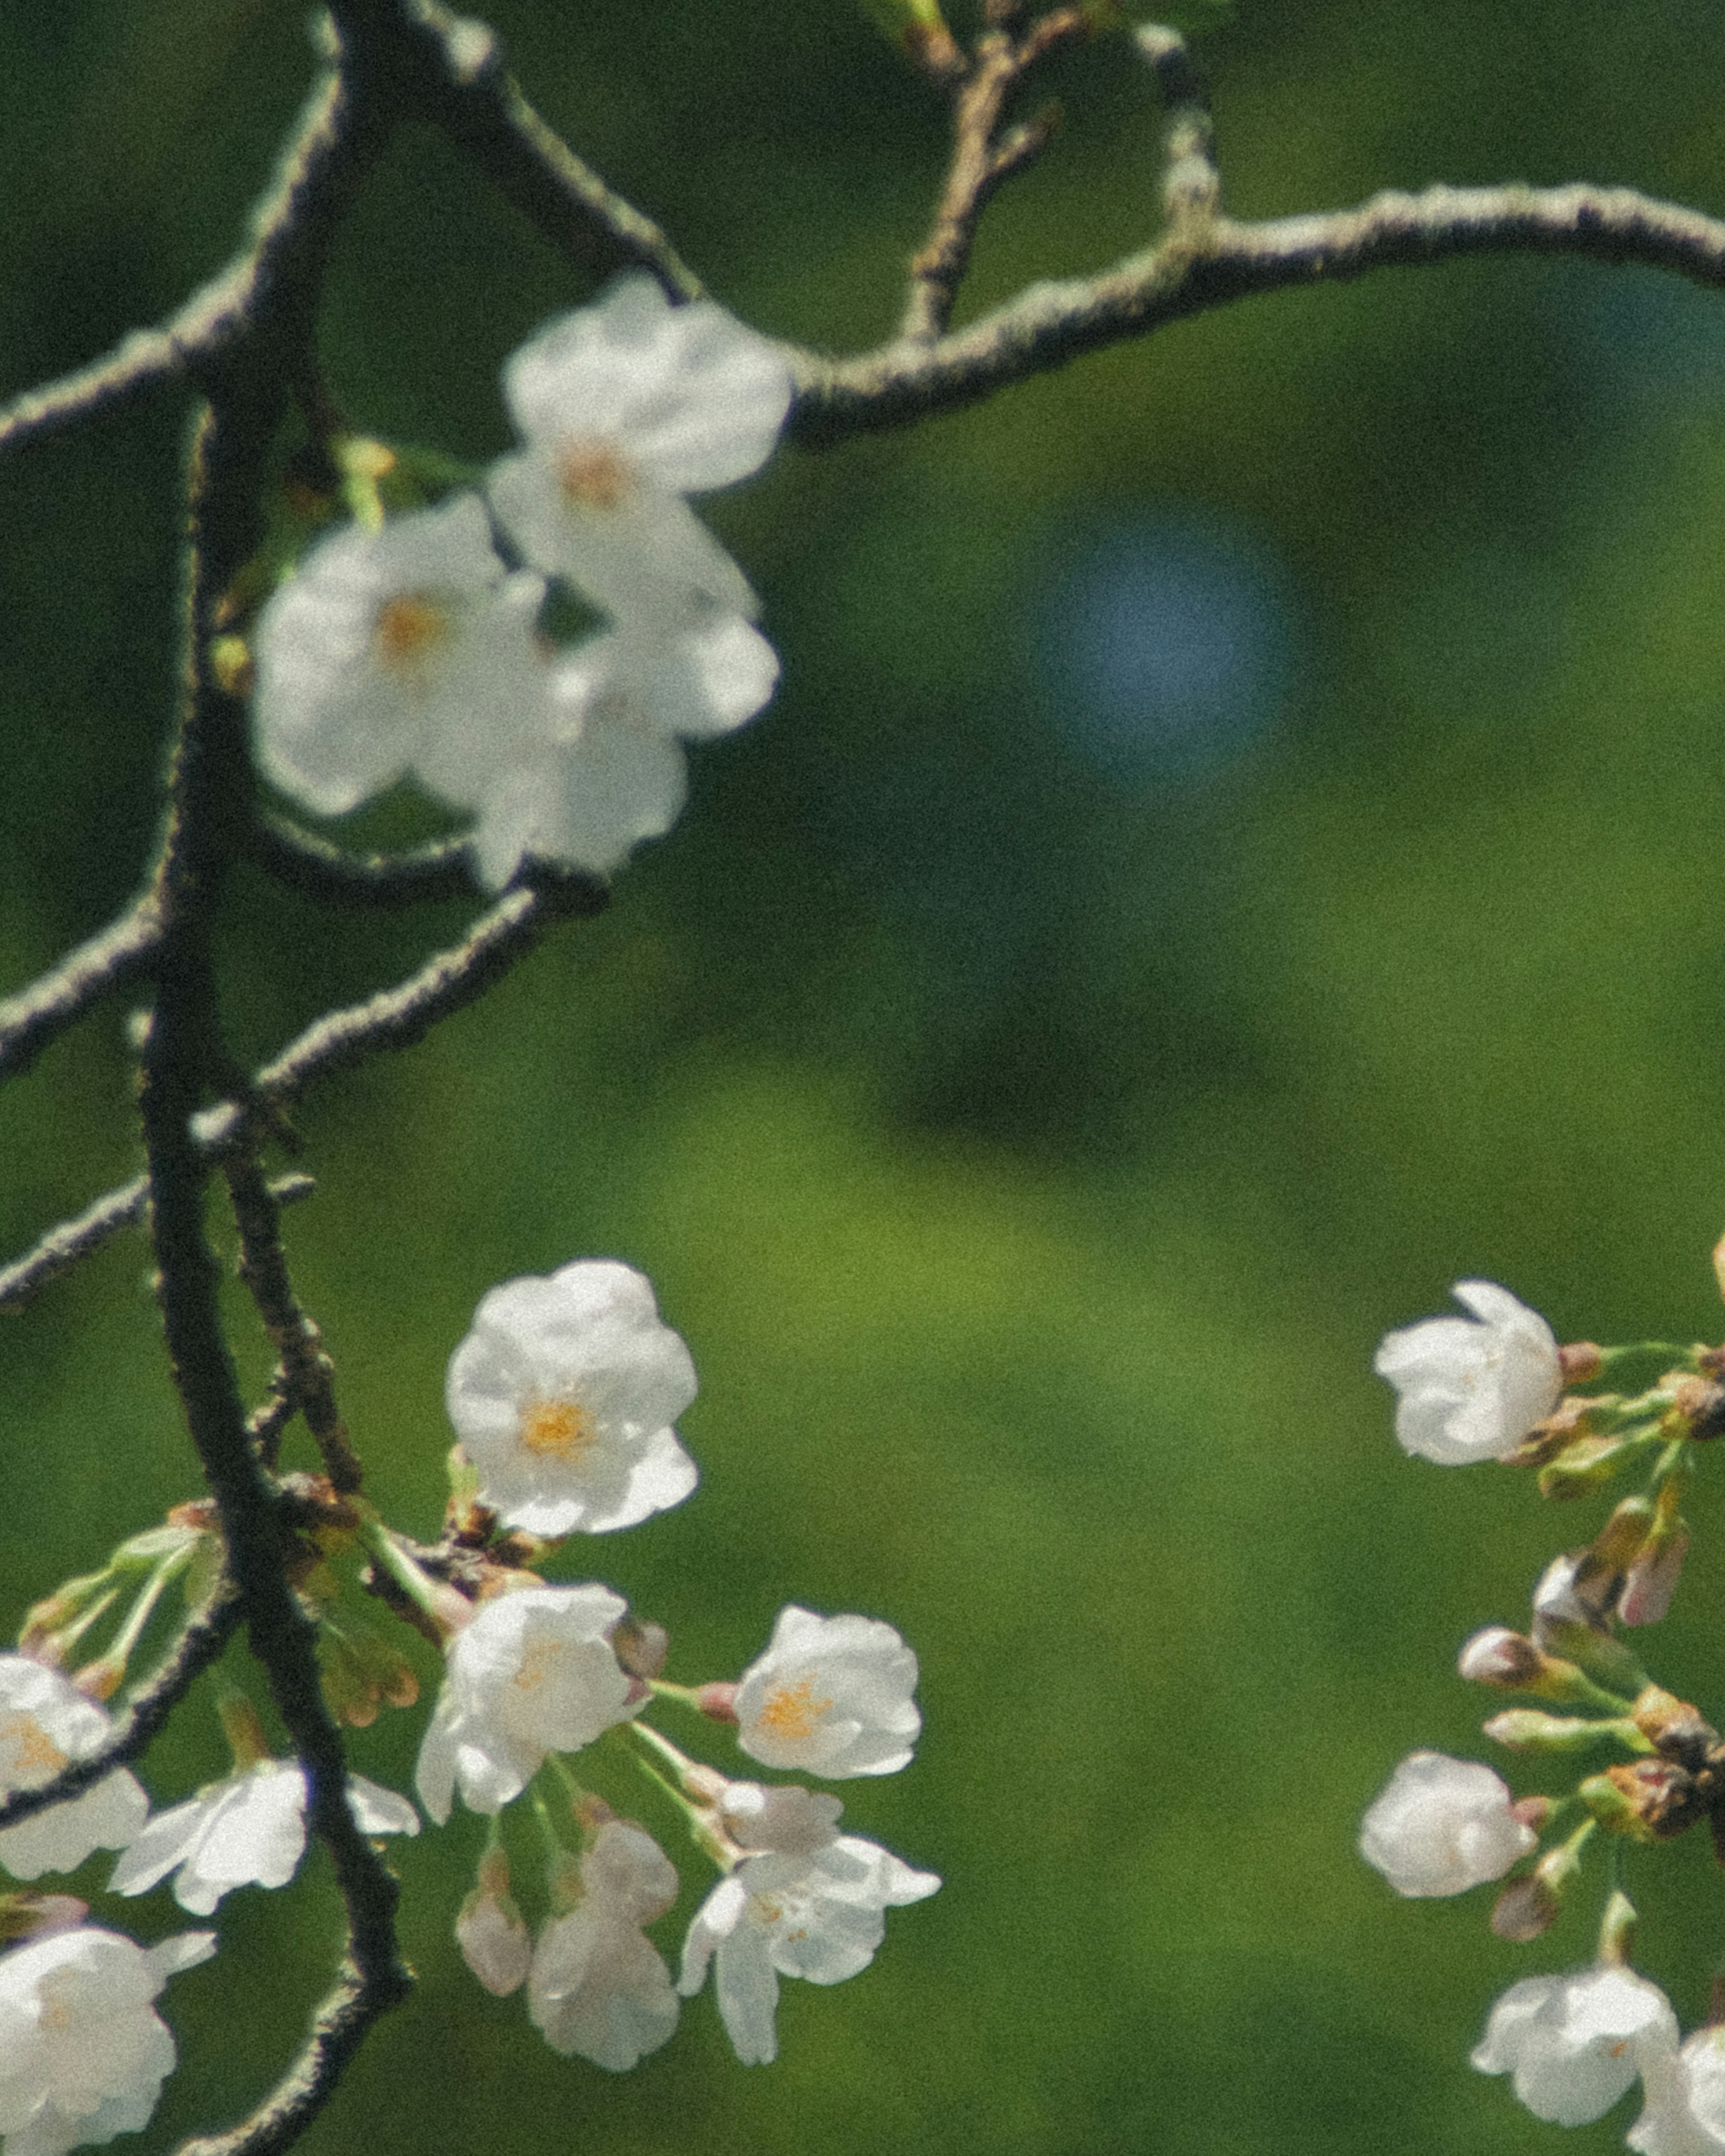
xmin=1361 ymin=1259 xmax=1725 ymax=2151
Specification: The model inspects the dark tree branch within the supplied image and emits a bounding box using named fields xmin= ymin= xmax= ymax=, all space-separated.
xmin=224 ymin=1155 xmax=365 ymax=1494
xmin=0 ymin=891 xmax=164 ymax=1086
xmin=142 ymin=395 xmax=409 ymax=2156
xmin=0 ymin=1584 xmax=241 ymax=1830
xmin=0 ymin=872 xmax=598 ymax=1315
xmin=248 ymin=814 xmax=480 ymax=909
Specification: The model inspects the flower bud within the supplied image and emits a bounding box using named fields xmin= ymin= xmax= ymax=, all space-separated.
xmin=696 ymin=1682 xmax=740 ymax=1723
xmin=1558 ymin=1342 xmax=1605 ymax=1384
xmin=1491 ymin=1872 xmax=1560 ymax=1942
xmin=1621 ymin=1525 xmax=1689 ymax=1627
xmin=610 ymin=1616 xmax=668 ymax=1682
xmin=1458 ymin=1628 xmax=1545 ymax=1687
xmin=1482 ymin=1710 xmax=1642 ymax=1754
xmin=0 ymin=1893 xmax=88 ymax=1945
xmin=456 ymin=1884 xmax=531 ymax=1997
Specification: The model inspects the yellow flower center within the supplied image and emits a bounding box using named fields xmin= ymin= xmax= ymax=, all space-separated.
xmin=374 ymin=594 xmax=451 ymax=676
xmin=556 ymin=440 xmax=634 ymax=511
xmin=519 ymin=1397 xmax=598 ymax=1461
xmin=512 ymin=1642 xmax=557 ymax=1694
xmin=757 ymin=1676 xmax=832 ymax=1743
xmin=0 ymin=1713 xmax=68 ymax=1785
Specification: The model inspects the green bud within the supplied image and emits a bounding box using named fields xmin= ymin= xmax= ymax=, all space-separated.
xmin=1482 ymin=1711 xmax=1650 ymax=1756
xmin=858 ymin=0 xmax=963 ymax=76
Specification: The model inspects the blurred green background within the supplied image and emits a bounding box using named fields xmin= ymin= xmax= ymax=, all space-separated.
xmin=7 ymin=0 xmax=1725 ymax=2150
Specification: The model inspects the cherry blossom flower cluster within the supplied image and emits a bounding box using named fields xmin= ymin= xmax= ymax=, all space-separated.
xmin=249 ymin=273 xmax=793 ymax=887
xmin=0 ymin=1255 xmax=937 ymax=2152
xmin=1359 ymin=1259 xmax=1725 ymax=2151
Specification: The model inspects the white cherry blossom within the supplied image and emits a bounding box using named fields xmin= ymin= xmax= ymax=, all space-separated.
xmin=488 ymin=273 xmax=792 ymax=622
xmin=528 ymin=1823 xmax=680 ymax=2071
xmin=107 ymin=1762 xmax=417 ymax=1915
xmin=734 ymin=1607 xmax=921 ymax=1778
xmin=1631 ymin=2027 xmax=1725 ymax=2156
xmin=0 ymin=1925 xmax=213 ymax=2156
xmin=415 ymin=1584 xmax=635 ymax=1824
xmin=252 ymin=493 xmax=549 ymax=820
xmin=679 ymin=1829 xmax=939 ymax=2066
xmin=1358 ymin=1751 xmax=1535 ymax=1897
xmin=454 ymin=611 xmax=779 ymax=888
xmin=446 ymin=1260 xmax=698 ymax=1539
xmin=1374 ymin=1280 xmax=1563 ymax=1465
xmin=1472 ymin=1964 xmax=1680 ymax=2126
xmin=0 ymin=1658 xmax=147 ymax=1884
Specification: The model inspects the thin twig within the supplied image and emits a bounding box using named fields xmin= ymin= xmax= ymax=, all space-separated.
xmin=0 ymin=1170 xmax=313 ymax=1318
xmin=0 ymin=61 xmax=367 ymax=457
xmin=337 ymin=0 xmax=703 ymax=301
xmin=248 ymin=815 xmax=480 ymax=909
xmin=901 ymin=8 xmax=1087 ymax=343
xmin=0 ymin=890 xmax=164 ymax=1086
xmin=1135 ymin=23 xmax=1221 ymax=228
xmin=174 ymin=1969 xmax=393 ymax=2156
xmin=224 ymin=1155 xmax=364 ymax=1494
xmin=0 ymin=1583 xmax=241 ymax=1830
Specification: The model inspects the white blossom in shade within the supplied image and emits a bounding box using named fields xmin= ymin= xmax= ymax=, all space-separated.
xmin=717 ymin=1782 xmax=844 ymax=1860
xmin=1358 ymin=1751 xmax=1536 ymax=1898
xmin=0 ymin=1659 xmax=147 ymax=1884
xmin=107 ymin=1762 xmax=417 ymax=1916
xmin=414 ymin=1584 xmax=635 ymax=1825
xmin=1374 ymin=1280 xmax=1563 ymax=1465
xmin=445 ymin=1260 xmax=698 ymax=1539
xmin=1630 ymin=2028 xmax=1725 ymax=2156
xmin=679 ymin=1833 xmax=940 ymax=2066
xmin=734 ymin=1607 xmax=921 ymax=1779
xmin=252 ymin=493 xmax=551 ymax=820
xmin=0 ymin=1925 xmax=214 ymax=2156
xmin=488 ymin=272 xmax=793 ymax=622
xmin=446 ymin=610 xmax=780 ymax=890
xmin=1472 ymin=1965 xmax=1680 ymax=2126
xmin=527 ymin=1823 xmax=681 ymax=2071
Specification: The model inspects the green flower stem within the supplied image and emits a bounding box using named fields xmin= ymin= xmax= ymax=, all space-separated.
xmin=103 ymin=1543 xmax=193 ymax=1673
xmin=625 ymin=1723 xmax=733 ymax=1870
xmin=646 ymin=1680 xmax=707 ymax=1710
xmin=1596 ymin=1346 xmax=1697 ymax=1381
xmin=354 ymin=1514 xmax=452 ymax=1629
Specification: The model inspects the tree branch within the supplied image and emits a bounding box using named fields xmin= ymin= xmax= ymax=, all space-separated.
xmin=248 ymin=813 xmax=481 ymax=909
xmin=0 ymin=891 xmax=164 ymax=1086
xmin=0 ymin=1584 xmax=240 ymax=1830
xmin=140 ymin=391 xmax=409 ymax=2155
xmin=224 ymin=1155 xmax=365 ymax=1495
xmin=335 ymin=0 xmax=703 ymax=301
xmin=793 ymin=175 xmax=1725 ymax=445
xmin=901 ymin=7 xmax=1087 ymax=343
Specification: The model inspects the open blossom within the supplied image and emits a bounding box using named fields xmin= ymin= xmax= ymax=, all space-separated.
xmin=415 ymin=1584 xmax=635 ymax=1824
xmin=1358 ymin=1751 xmax=1535 ymax=1897
xmin=0 ymin=1925 xmax=213 ymax=2156
xmin=679 ymin=1811 xmax=940 ymax=2067
xmin=446 ymin=1260 xmax=698 ymax=1538
xmin=734 ymin=1607 xmax=921 ymax=1778
xmin=1631 ymin=2027 xmax=1725 ymax=2156
xmin=488 ymin=272 xmax=793 ymax=623
xmin=0 ymin=1659 xmax=147 ymax=1883
xmin=1374 ymin=1280 xmax=1563 ymax=1465
xmin=528 ymin=1823 xmax=681 ymax=2071
xmin=1472 ymin=1965 xmax=1680 ymax=2125
xmin=252 ymin=492 xmax=549 ymax=821
xmin=107 ymin=1762 xmax=417 ymax=1915
xmin=452 ymin=611 xmax=779 ymax=888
